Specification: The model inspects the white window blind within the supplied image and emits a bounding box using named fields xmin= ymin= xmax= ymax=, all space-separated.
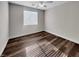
xmin=24 ymin=11 xmax=38 ymax=25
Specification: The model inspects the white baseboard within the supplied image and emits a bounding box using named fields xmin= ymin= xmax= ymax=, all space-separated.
xmin=45 ymin=30 xmax=79 ymax=44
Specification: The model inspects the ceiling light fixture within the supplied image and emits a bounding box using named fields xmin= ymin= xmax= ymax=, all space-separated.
xmin=32 ymin=1 xmax=53 ymax=8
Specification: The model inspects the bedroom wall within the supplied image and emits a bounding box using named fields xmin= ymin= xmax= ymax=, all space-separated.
xmin=0 ymin=2 xmax=9 ymax=55
xmin=9 ymin=3 xmax=45 ymax=39
xmin=45 ymin=1 xmax=79 ymax=44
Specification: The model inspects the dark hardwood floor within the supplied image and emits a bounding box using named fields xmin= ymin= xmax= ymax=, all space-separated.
xmin=2 ymin=31 xmax=79 ymax=57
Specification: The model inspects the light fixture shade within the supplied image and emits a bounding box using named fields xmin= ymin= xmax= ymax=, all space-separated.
xmin=38 ymin=2 xmax=45 ymax=7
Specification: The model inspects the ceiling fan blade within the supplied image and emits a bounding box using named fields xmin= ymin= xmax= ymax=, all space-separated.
xmin=46 ymin=1 xmax=53 ymax=3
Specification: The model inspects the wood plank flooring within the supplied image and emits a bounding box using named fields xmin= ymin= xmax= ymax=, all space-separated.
xmin=2 ymin=31 xmax=79 ymax=57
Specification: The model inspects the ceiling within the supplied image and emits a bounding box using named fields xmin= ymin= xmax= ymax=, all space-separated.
xmin=9 ymin=1 xmax=68 ymax=10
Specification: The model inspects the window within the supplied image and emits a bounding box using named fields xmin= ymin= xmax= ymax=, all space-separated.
xmin=24 ymin=11 xmax=38 ymax=25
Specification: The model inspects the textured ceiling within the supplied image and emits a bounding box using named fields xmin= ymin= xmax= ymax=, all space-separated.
xmin=9 ymin=1 xmax=68 ymax=10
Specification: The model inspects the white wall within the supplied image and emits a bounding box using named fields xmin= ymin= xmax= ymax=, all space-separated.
xmin=45 ymin=1 xmax=79 ymax=44
xmin=0 ymin=2 xmax=9 ymax=55
xmin=9 ymin=3 xmax=45 ymax=39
